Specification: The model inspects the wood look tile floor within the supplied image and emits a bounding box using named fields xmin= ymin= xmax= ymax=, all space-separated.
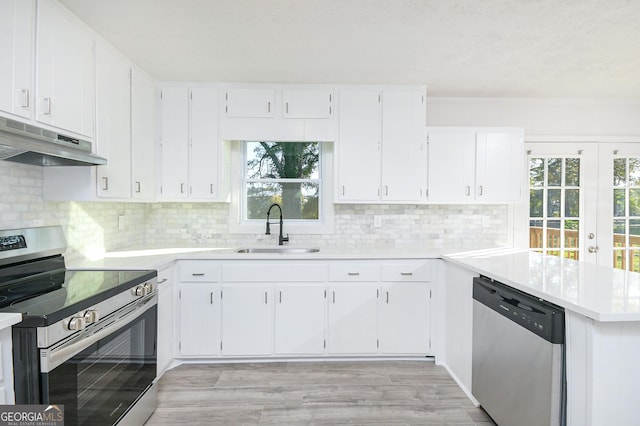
xmin=145 ymin=361 xmax=495 ymax=425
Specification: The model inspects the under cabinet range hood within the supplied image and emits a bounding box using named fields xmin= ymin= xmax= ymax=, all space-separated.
xmin=0 ymin=117 xmax=107 ymax=166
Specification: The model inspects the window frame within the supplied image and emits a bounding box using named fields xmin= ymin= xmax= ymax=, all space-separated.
xmin=229 ymin=140 xmax=335 ymax=235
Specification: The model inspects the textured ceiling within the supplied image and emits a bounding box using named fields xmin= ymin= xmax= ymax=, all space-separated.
xmin=58 ymin=0 xmax=640 ymax=98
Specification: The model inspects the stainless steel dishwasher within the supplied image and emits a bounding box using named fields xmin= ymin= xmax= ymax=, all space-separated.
xmin=472 ymin=276 xmax=565 ymax=426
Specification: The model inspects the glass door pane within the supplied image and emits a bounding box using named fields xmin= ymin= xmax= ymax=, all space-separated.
xmin=528 ymin=156 xmax=581 ymax=260
xmin=610 ymin=154 xmax=640 ymax=271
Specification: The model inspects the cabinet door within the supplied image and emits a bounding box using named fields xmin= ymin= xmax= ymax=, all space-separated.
xmin=282 ymin=89 xmax=332 ymax=119
xmin=476 ymin=131 xmax=524 ymax=202
xmin=95 ymin=42 xmax=131 ymax=198
xmin=189 ymin=88 xmax=218 ymax=199
xmin=379 ymin=283 xmax=431 ymax=354
xmin=36 ymin=0 xmax=95 ymax=137
xmin=337 ymin=89 xmax=381 ymax=201
xmin=381 ymin=90 xmax=427 ymax=202
xmin=178 ymin=283 xmax=221 ymax=356
xmin=274 ymin=284 xmax=326 ymax=355
xmin=157 ymin=268 xmax=174 ymax=374
xmin=131 ymin=68 xmax=157 ymax=200
xmin=327 ymin=284 xmax=378 ymax=354
xmin=225 ymin=88 xmax=275 ymax=118
xmin=160 ymin=87 xmax=189 ymax=198
xmin=0 ymin=0 xmax=35 ymax=119
xmin=221 ymin=284 xmax=273 ymax=356
xmin=427 ymin=130 xmax=476 ymax=202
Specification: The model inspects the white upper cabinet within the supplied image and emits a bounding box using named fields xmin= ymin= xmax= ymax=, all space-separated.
xmin=36 ymin=0 xmax=95 ymax=137
xmin=224 ymin=88 xmax=275 ymax=118
xmin=219 ymin=85 xmax=336 ymax=141
xmin=160 ymin=87 xmax=189 ymax=199
xmin=475 ymin=131 xmax=524 ymax=202
xmin=95 ymin=41 xmax=131 ymax=199
xmin=337 ymin=88 xmax=382 ymax=201
xmin=427 ymin=127 xmax=524 ymax=203
xmin=381 ymin=90 xmax=427 ymax=202
xmin=0 ymin=0 xmax=35 ymax=119
xmin=282 ymin=88 xmax=332 ymax=119
xmin=160 ymin=86 xmax=220 ymax=200
xmin=131 ymin=68 xmax=158 ymax=200
xmin=336 ymin=87 xmax=427 ymax=203
xmin=189 ymin=88 xmax=218 ymax=199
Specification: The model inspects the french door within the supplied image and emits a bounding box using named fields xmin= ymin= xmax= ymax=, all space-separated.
xmin=526 ymin=143 xmax=598 ymax=263
xmin=527 ymin=142 xmax=640 ymax=270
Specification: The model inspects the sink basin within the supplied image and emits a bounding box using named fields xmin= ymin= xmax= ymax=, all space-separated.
xmin=236 ymin=247 xmax=320 ymax=254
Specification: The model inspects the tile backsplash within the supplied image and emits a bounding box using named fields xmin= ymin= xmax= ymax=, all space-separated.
xmin=1 ymin=161 xmax=510 ymax=262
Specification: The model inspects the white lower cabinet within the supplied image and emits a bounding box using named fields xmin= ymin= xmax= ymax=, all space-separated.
xmin=379 ymin=282 xmax=431 ymax=354
xmin=379 ymin=262 xmax=433 ymax=354
xmin=175 ymin=259 xmax=435 ymax=359
xmin=177 ymin=261 xmax=221 ymax=357
xmin=328 ymin=284 xmax=379 ymax=354
xmin=178 ymin=282 xmax=221 ymax=356
xmin=274 ymin=284 xmax=326 ymax=355
xmin=221 ymin=284 xmax=272 ymax=356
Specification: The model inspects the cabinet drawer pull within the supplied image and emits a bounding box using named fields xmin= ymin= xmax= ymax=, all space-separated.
xmin=347 ymin=272 xmax=360 ymax=276
xmin=191 ymin=273 xmax=205 ymax=276
xmin=400 ymin=272 xmax=413 ymax=276
xmin=157 ymin=278 xmax=168 ymax=284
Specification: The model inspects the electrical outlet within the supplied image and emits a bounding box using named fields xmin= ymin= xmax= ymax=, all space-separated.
xmin=373 ymin=215 xmax=382 ymax=228
xmin=118 ymin=215 xmax=125 ymax=230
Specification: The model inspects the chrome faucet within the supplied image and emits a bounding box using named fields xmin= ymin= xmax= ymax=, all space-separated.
xmin=265 ymin=203 xmax=289 ymax=245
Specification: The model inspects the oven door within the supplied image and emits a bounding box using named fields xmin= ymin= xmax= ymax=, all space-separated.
xmin=40 ymin=294 xmax=157 ymax=426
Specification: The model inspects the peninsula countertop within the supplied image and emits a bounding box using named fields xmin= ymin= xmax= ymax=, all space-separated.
xmin=445 ymin=248 xmax=640 ymax=322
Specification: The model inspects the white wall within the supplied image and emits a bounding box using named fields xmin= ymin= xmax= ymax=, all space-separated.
xmin=427 ymin=97 xmax=640 ymax=138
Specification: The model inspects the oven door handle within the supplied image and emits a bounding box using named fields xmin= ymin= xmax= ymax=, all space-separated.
xmin=40 ymin=294 xmax=157 ymax=373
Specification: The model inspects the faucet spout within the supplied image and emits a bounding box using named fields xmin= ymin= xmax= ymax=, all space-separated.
xmin=266 ymin=203 xmax=289 ymax=245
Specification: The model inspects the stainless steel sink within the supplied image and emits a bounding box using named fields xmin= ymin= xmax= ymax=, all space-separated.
xmin=235 ymin=247 xmax=320 ymax=254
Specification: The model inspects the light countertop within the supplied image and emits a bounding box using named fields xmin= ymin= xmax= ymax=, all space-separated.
xmin=0 ymin=313 xmax=23 ymax=331
xmin=445 ymin=248 xmax=640 ymax=322
xmin=66 ymin=245 xmax=444 ymax=271
xmin=67 ymin=245 xmax=640 ymax=323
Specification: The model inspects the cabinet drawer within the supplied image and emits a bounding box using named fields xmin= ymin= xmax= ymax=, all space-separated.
xmin=381 ymin=262 xmax=432 ymax=282
xmin=223 ymin=263 xmax=327 ymax=282
xmin=329 ymin=263 xmax=380 ymax=282
xmin=179 ymin=261 xmax=220 ymax=282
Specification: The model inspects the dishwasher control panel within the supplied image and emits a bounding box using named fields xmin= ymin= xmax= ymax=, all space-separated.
xmin=473 ymin=276 xmax=565 ymax=343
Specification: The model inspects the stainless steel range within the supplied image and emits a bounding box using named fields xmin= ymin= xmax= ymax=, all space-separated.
xmin=0 ymin=226 xmax=157 ymax=426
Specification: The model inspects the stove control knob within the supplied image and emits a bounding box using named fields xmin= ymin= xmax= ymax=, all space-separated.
xmin=67 ymin=316 xmax=86 ymax=331
xmin=132 ymin=285 xmax=146 ymax=297
xmin=83 ymin=310 xmax=100 ymax=325
xmin=143 ymin=282 xmax=153 ymax=294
